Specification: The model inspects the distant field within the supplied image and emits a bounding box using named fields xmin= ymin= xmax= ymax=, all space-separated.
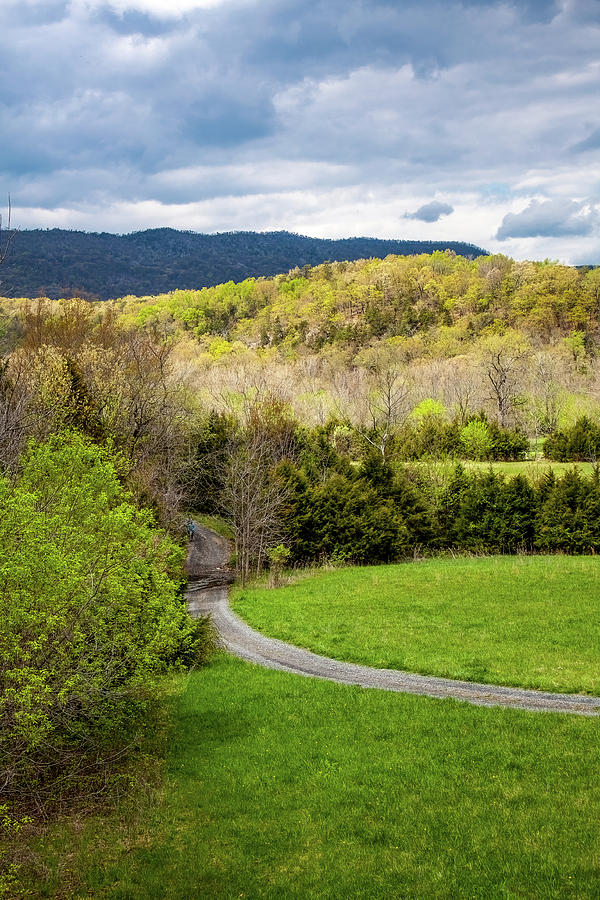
xmin=25 ymin=657 xmax=600 ymax=898
xmin=407 ymin=459 xmax=596 ymax=480
xmin=191 ymin=512 xmax=234 ymax=540
xmin=233 ymin=556 xmax=600 ymax=694
xmin=464 ymin=459 xmax=596 ymax=478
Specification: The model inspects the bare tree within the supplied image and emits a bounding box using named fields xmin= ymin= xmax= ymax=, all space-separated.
xmin=0 ymin=355 xmax=31 ymax=470
xmin=479 ymin=332 xmax=530 ymax=428
xmin=438 ymin=356 xmax=481 ymax=426
xmin=357 ymin=358 xmax=412 ymax=459
xmin=220 ymin=397 xmax=295 ymax=584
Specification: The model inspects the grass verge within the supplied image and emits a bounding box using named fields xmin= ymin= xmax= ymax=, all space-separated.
xmin=20 ymin=656 xmax=600 ymax=899
xmin=233 ymin=555 xmax=600 ymax=694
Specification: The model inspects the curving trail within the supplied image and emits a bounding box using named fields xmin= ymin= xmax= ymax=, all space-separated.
xmin=186 ymin=526 xmax=600 ymax=717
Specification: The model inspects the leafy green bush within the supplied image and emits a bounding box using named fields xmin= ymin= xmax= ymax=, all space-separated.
xmin=268 ymin=544 xmax=291 ymax=588
xmin=460 ymin=420 xmax=493 ymax=460
xmin=0 ymin=432 xmax=203 ymax=809
xmin=443 ymin=470 xmax=537 ymax=552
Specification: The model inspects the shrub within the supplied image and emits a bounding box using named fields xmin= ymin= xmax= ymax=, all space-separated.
xmin=543 ymin=417 xmax=600 ymax=461
xmin=460 ymin=420 xmax=493 ymax=460
xmin=0 ymin=432 xmax=203 ymax=809
xmin=535 ymin=468 xmax=600 ymax=552
xmin=267 ymin=544 xmax=291 ymax=587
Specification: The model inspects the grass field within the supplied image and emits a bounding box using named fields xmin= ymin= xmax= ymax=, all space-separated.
xmin=233 ymin=556 xmax=600 ymax=695
xmin=463 ymin=459 xmax=596 ymax=479
xmin=24 ymin=656 xmax=600 ymax=899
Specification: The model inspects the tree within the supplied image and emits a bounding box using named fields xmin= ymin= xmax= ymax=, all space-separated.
xmin=352 ymin=350 xmax=412 ymax=459
xmin=0 ymin=432 xmax=200 ymax=808
xmin=478 ymin=331 xmax=530 ymax=428
xmin=221 ymin=398 xmax=296 ymax=584
xmin=460 ymin=420 xmax=493 ymax=460
xmin=0 ymin=355 xmax=31 ymax=471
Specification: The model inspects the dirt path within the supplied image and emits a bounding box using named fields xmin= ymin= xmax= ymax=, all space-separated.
xmin=186 ymin=525 xmax=600 ymax=717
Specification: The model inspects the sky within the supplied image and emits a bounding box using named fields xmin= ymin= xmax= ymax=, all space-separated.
xmin=1 ymin=0 xmax=599 ymax=263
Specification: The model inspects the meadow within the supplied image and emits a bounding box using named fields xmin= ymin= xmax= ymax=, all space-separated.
xmin=463 ymin=459 xmax=596 ymax=479
xmin=20 ymin=655 xmax=600 ymax=899
xmin=233 ymin=556 xmax=600 ymax=695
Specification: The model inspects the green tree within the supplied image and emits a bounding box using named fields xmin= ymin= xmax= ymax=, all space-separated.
xmin=460 ymin=420 xmax=493 ymax=460
xmin=0 ymin=432 xmax=199 ymax=808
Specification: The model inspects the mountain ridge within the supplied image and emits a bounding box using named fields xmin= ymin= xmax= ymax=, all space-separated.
xmin=0 ymin=228 xmax=487 ymax=301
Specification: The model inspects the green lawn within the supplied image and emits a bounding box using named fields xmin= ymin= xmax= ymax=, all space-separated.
xmin=24 ymin=656 xmax=600 ymax=898
xmin=233 ymin=556 xmax=600 ymax=694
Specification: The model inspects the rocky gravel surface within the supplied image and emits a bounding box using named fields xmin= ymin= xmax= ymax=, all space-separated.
xmin=186 ymin=526 xmax=600 ymax=717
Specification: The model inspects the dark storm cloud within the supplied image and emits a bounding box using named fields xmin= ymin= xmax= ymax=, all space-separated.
xmin=496 ymin=199 xmax=598 ymax=240
xmin=406 ymin=201 xmax=454 ymax=222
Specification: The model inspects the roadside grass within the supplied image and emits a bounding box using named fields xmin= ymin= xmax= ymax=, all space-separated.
xmin=21 ymin=656 xmax=600 ymax=899
xmin=233 ymin=555 xmax=600 ymax=695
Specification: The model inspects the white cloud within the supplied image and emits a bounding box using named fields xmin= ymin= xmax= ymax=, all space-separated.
xmin=2 ymin=0 xmax=600 ymax=264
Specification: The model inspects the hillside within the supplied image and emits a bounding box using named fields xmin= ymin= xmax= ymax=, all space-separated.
xmin=111 ymin=251 xmax=600 ymax=353
xmin=0 ymin=228 xmax=486 ymax=300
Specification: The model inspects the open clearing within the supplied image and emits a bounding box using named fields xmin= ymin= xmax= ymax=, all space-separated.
xmin=233 ymin=556 xmax=600 ymax=695
xmin=28 ymin=656 xmax=600 ymax=899
xmin=463 ymin=459 xmax=596 ymax=479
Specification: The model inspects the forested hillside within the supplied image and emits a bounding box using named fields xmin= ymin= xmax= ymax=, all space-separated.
xmin=110 ymin=251 xmax=600 ymax=351
xmin=0 ymin=228 xmax=485 ymax=300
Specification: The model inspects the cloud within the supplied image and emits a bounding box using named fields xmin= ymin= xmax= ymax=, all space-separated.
xmin=1 ymin=0 xmax=600 ymax=262
xmin=571 ymin=126 xmax=600 ymax=153
xmin=495 ymin=198 xmax=599 ymax=240
xmin=405 ymin=200 xmax=454 ymax=222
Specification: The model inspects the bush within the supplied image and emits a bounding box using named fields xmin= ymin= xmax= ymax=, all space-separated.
xmin=268 ymin=544 xmax=291 ymax=588
xmin=543 ymin=417 xmax=600 ymax=461
xmin=535 ymin=468 xmax=600 ymax=552
xmin=285 ymin=472 xmax=409 ymax=564
xmin=443 ymin=470 xmax=536 ymax=552
xmin=0 ymin=432 xmax=203 ymax=809
xmin=460 ymin=420 xmax=493 ymax=460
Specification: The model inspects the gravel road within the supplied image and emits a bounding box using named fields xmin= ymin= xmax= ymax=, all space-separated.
xmin=186 ymin=526 xmax=600 ymax=717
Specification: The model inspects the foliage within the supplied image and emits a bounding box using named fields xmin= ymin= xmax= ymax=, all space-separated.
xmin=0 ymin=228 xmax=485 ymax=301
xmin=0 ymin=432 xmax=204 ymax=810
xmin=0 ymin=805 xmax=31 ymax=898
xmin=460 ymin=419 xmax=493 ymax=460
xmin=544 ymin=416 xmax=600 ymax=461
xmin=535 ymin=468 xmax=600 ymax=553
xmin=95 ymin=252 xmax=600 ymax=355
xmin=279 ymin=452 xmax=416 ymax=564
xmin=267 ymin=544 xmax=291 ymax=588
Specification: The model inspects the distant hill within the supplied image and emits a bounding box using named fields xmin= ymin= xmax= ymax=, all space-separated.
xmin=0 ymin=228 xmax=487 ymax=300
